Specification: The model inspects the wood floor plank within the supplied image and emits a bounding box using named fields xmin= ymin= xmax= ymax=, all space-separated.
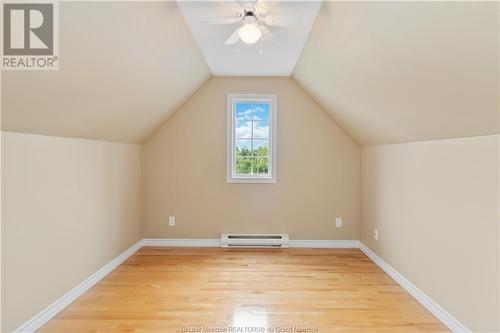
xmin=38 ymin=248 xmax=449 ymax=333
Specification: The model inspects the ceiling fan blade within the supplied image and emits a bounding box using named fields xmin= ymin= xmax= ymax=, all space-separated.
xmin=238 ymin=0 xmax=257 ymax=10
xmin=260 ymin=24 xmax=272 ymax=40
xmin=263 ymin=13 xmax=302 ymax=27
xmin=225 ymin=28 xmax=240 ymax=45
xmin=197 ymin=17 xmax=240 ymax=25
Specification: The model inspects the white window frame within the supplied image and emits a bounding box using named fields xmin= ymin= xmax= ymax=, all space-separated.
xmin=227 ymin=93 xmax=277 ymax=184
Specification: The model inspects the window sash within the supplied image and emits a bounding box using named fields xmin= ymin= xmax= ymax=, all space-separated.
xmin=227 ymin=94 xmax=277 ymax=183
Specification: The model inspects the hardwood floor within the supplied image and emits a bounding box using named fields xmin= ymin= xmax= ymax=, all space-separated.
xmin=39 ymin=247 xmax=448 ymax=333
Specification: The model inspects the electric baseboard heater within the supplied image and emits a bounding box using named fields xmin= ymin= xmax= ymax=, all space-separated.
xmin=220 ymin=234 xmax=290 ymax=248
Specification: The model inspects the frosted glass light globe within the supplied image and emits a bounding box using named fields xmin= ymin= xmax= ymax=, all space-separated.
xmin=238 ymin=23 xmax=262 ymax=44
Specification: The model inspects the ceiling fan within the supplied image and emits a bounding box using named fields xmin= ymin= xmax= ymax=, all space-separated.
xmin=197 ymin=1 xmax=302 ymax=46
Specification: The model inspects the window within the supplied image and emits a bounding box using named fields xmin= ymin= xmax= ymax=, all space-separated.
xmin=227 ymin=94 xmax=277 ymax=183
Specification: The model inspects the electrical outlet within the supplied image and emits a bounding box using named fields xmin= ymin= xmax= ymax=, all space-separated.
xmin=168 ymin=216 xmax=175 ymax=226
xmin=374 ymin=228 xmax=379 ymax=240
xmin=335 ymin=217 xmax=342 ymax=228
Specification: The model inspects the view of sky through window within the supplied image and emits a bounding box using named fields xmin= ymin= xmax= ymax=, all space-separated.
xmin=234 ymin=102 xmax=270 ymax=176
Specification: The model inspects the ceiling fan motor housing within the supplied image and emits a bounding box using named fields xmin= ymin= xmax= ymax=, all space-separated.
xmin=242 ymin=10 xmax=258 ymax=24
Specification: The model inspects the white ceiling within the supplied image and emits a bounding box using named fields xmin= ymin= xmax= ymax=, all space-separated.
xmin=177 ymin=0 xmax=322 ymax=76
xmin=2 ymin=1 xmax=210 ymax=144
xmin=294 ymin=1 xmax=499 ymax=145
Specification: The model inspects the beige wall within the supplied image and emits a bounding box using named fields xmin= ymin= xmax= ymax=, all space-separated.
xmin=5 ymin=75 xmax=497 ymax=333
xmin=1 ymin=132 xmax=142 ymax=332
xmin=361 ymin=135 xmax=499 ymax=332
xmin=142 ymin=77 xmax=360 ymax=239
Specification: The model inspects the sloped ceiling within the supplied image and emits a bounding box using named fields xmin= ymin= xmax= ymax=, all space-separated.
xmin=1 ymin=1 xmax=211 ymax=144
xmin=2 ymin=1 xmax=498 ymax=146
xmin=294 ymin=1 xmax=499 ymax=146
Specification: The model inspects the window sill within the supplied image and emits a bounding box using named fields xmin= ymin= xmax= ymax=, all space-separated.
xmin=227 ymin=177 xmax=277 ymax=184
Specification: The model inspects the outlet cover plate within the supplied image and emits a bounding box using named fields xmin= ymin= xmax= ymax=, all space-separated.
xmin=168 ymin=216 xmax=175 ymax=226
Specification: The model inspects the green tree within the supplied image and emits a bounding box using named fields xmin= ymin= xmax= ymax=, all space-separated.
xmin=235 ymin=145 xmax=268 ymax=175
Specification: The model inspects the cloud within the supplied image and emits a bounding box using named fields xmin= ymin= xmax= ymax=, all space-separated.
xmin=235 ymin=105 xmax=268 ymax=122
xmin=234 ymin=103 xmax=270 ymax=139
xmin=236 ymin=112 xmax=262 ymax=122
xmin=235 ymin=120 xmax=269 ymax=139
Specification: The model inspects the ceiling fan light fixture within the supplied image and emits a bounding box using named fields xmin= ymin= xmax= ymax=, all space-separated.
xmin=238 ymin=23 xmax=262 ymax=44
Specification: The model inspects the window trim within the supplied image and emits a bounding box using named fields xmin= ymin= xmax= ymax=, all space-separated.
xmin=227 ymin=93 xmax=277 ymax=184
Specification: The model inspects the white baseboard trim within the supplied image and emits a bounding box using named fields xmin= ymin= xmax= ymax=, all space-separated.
xmin=141 ymin=239 xmax=360 ymax=248
xmin=13 ymin=240 xmax=143 ymax=333
xmin=359 ymin=242 xmax=470 ymax=333
xmin=142 ymin=238 xmax=220 ymax=247
xmin=13 ymin=239 xmax=468 ymax=333
xmin=289 ymin=240 xmax=359 ymax=248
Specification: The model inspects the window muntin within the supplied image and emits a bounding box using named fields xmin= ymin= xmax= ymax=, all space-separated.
xmin=227 ymin=94 xmax=277 ymax=183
